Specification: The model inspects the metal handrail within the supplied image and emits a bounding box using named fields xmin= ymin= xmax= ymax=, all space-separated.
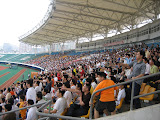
xmin=89 ymin=72 xmax=160 ymax=119
xmin=36 ymin=100 xmax=86 ymax=120
xmin=0 ymin=101 xmax=47 ymax=116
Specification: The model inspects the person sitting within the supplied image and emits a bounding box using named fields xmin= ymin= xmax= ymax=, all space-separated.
xmin=7 ymin=98 xmax=19 ymax=119
xmin=18 ymin=95 xmax=27 ymax=120
xmin=44 ymin=88 xmax=67 ymax=115
xmin=42 ymin=88 xmax=52 ymax=101
xmin=116 ymin=84 xmax=126 ymax=106
xmin=63 ymin=84 xmax=91 ymax=117
xmin=37 ymin=91 xmax=45 ymax=104
xmin=26 ymin=99 xmax=37 ymax=120
xmin=63 ymin=82 xmax=72 ymax=108
xmin=34 ymin=81 xmax=41 ymax=93
xmin=2 ymin=104 xmax=16 ymax=120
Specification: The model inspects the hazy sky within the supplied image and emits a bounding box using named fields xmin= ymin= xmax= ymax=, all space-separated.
xmin=0 ymin=0 xmax=50 ymax=46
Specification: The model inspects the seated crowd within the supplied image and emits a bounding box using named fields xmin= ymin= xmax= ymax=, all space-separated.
xmin=0 ymin=43 xmax=160 ymax=120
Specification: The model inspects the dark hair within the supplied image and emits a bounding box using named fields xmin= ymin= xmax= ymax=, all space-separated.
xmin=21 ymin=84 xmax=24 ymax=90
xmin=126 ymin=53 xmax=130 ymax=57
xmin=7 ymin=87 xmax=11 ymax=92
xmin=36 ymin=81 xmax=40 ymax=86
xmin=85 ymin=84 xmax=91 ymax=91
xmin=20 ymin=95 xmax=25 ymax=101
xmin=71 ymin=79 xmax=76 ymax=85
xmin=8 ymin=98 xmax=14 ymax=105
xmin=37 ymin=91 xmax=43 ymax=99
xmin=143 ymin=57 xmax=149 ymax=63
xmin=63 ymin=82 xmax=70 ymax=88
xmin=86 ymin=77 xmax=92 ymax=85
xmin=57 ymin=83 xmax=63 ymax=88
xmin=150 ymin=58 xmax=156 ymax=65
xmin=58 ymin=88 xmax=65 ymax=96
xmin=2 ymin=98 xmax=5 ymax=103
xmin=76 ymin=83 xmax=82 ymax=92
xmin=0 ymin=90 xmax=3 ymax=93
xmin=4 ymin=104 xmax=12 ymax=111
xmin=97 ymin=72 xmax=106 ymax=79
xmin=63 ymin=74 xmax=68 ymax=80
xmin=48 ymin=77 xmax=51 ymax=82
xmin=139 ymin=50 xmax=145 ymax=59
xmin=11 ymin=88 xmax=15 ymax=91
xmin=26 ymin=79 xmax=33 ymax=87
xmin=44 ymin=88 xmax=49 ymax=93
xmin=28 ymin=99 xmax=34 ymax=105
xmin=0 ymin=106 xmax=2 ymax=112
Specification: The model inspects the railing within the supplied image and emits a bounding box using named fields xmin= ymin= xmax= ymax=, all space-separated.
xmin=36 ymin=100 xmax=86 ymax=120
xmin=0 ymin=72 xmax=160 ymax=120
xmin=89 ymin=72 xmax=160 ymax=119
xmin=0 ymin=101 xmax=46 ymax=116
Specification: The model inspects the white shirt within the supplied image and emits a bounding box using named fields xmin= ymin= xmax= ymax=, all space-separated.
xmin=53 ymin=97 xmax=67 ymax=115
xmin=26 ymin=107 xmax=37 ymax=120
xmin=12 ymin=105 xmax=19 ymax=119
xmin=145 ymin=63 xmax=150 ymax=74
xmin=44 ymin=93 xmax=52 ymax=101
xmin=37 ymin=99 xmax=46 ymax=104
xmin=54 ymin=77 xmax=58 ymax=82
xmin=71 ymin=85 xmax=76 ymax=99
xmin=63 ymin=91 xmax=72 ymax=108
xmin=26 ymin=87 xmax=36 ymax=104
xmin=116 ymin=88 xmax=126 ymax=106
xmin=91 ymin=82 xmax=97 ymax=90
xmin=35 ymin=86 xmax=41 ymax=93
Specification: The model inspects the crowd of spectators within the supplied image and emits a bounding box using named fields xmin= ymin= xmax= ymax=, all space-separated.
xmin=0 ymin=43 xmax=160 ymax=120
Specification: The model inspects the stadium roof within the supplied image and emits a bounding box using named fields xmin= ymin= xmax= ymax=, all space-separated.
xmin=19 ymin=0 xmax=160 ymax=45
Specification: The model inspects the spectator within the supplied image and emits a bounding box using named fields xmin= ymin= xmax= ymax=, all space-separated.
xmin=63 ymin=82 xmax=72 ymax=108
xmin=34 ymin=81 xmax=41 ymax=93
xmin=7 ymin=98 xmax=19 ymax=119
xmin=143 ymin=57 xmax=150 ymax=75
xmin=26 ymin=99 xmax=37 ymax=120
xmin=119 ymin=50 xmax=146 ymax=109
xmin=93 ymin=72 xmax=118 ymax=118
xmin=6 ymin=88 xmax=11 ymax=101
xmin=26 ymin=79 xmax=36 ymax=104
xmin=65 ymin=84 xmax=91 ymax=117
xmin=2 ymin=104 xmax=16 ymax=120
xmin=44 ymin=88 xmax=67 ymax=115
xmin=42 ymin=88 xmax=52 ymax=101
xmin=0 ymin=106 xmax=2 ymax=120
xmin=18 ymin=95 xmax=27 ymax=120
xmin=36 ymin=91 xmax=45 ymax=104
xmin=116 ymin=84 xmax=126 ymax=106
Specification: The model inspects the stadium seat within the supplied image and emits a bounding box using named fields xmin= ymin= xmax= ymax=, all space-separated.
xmin=139 ymin=85 xmax=151 ymax=95
xmin=59 ymin=108 xmax=68 ymax=120
xmin=140 ymin=83 xmax=146 ymax=93
xmin=80 ymin=108 xmax=90 ymax=118
xmin=116 ymin=98 xmax=124 ymax=110
xmin=140 ymin=87 xmax=156 ymax=101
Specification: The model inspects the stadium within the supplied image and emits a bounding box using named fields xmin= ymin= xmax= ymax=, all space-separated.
xmin=0 ymin=0 xmax=160 ymax=120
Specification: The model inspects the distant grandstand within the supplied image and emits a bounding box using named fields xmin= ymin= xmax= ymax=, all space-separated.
xmin=0 ymin=1 xmax=160 ymax=120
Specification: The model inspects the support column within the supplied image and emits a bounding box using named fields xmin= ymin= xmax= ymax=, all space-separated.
xmin=34 ymin=45 xmax=37 ymax=56
xmin=49 ymin=44 xmax=52 ymax=55
xmin=90 ymin=32 xmax=93 ymax=41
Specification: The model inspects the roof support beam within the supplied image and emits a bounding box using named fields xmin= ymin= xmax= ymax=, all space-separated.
xmin=57 ymin=1 xmax=134 ymax=15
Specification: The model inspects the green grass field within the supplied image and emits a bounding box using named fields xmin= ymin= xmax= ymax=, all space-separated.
xmin=0 ymin=64 xmax=38 ymax=85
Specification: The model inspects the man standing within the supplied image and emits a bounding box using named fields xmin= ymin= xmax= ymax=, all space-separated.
xmin=93 ymin=72 xmax=118 ymax=119
xmin=119 ymin=50 xmax=146 ymax=109
xmin=26 ymin=79 xmax=36 ymax=104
